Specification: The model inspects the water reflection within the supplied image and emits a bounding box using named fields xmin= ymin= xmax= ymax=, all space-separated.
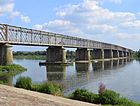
xmin=92 ymin=59 xmax=133 ymax=72
xmin=46 ymin=65 xmax=66 ymax=81
xmin=75 ymin=62 xmax=91 ymax=81
xmin=44 ymin=59 xmax=134 ymax=94
xmin=76 ymin=62 xmax=90 ymax=77
xmin=45 ymin=59 xmax=133 ymax=83
xmin=92 ymin=61 xmax=104 ymax=71
xmin=112 ymin=60 xmax=119 ymax=69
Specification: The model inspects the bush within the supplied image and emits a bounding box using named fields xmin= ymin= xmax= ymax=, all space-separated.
xmin=0 ymin=64 xmax=27 ymax=76
xmin=69 ymin=89 xmax=99 ymax=104
xmin=99 ymin=89 xmax=120 ymax=105
xmin=117 ymin=97 xmax=140 ymax=106
xmin=15 ymin=77 xmax=32 ymax=90
xmin=32 ymin=82 xmax=63 ymax=96
xmin=69 ymin=88 xmax=140 ymax=106
xmin=15 ymin=76 xmax=63 ymax=96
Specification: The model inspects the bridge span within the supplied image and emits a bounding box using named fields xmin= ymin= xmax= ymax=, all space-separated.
xmin=0 ymin=24 xmax=133 ymax=65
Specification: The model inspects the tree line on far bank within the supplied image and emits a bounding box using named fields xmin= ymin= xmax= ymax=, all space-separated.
xmin=13 ymin=50 xmax=75 ymax=59
xmin=13 ymin=50 xmax=140 ymax=59
xmin=134 ymin=50 xmax=140 ymax=59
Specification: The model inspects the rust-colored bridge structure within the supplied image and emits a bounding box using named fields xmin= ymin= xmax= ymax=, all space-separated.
xmin=0 ymin=24 xmax=133 ymax=65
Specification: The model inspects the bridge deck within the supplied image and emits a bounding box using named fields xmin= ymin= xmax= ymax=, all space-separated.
xmin=0 ymin=24 xmax=132 ymax=52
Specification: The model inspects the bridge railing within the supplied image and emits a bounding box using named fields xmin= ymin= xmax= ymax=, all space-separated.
xmin=0 ymin=24 xmax=132 ymax=52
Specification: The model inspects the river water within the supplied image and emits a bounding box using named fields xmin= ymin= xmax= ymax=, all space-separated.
xmin=11 ymin=59 xmax=140 ymax=102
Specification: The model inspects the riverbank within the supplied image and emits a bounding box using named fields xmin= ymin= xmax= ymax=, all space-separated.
xmin=14 ymin=55 xmax=46 ymax=60
xmin=0 ymin=84 xmax=98 ymax=106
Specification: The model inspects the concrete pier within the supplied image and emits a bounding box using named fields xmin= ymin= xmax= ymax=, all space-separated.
xmin=75 ymin=48 xmax=91 ymax=61
xmin=104 ymin=49 xmax=113 ymax=59
xmin=123 ymin=51 xmax=127 ymax=57
xmin=126 ymin=52 xmax=130 ymax=57
xmin=112 ymin=50 xmax=119 ymax=58
xmin=92 ymin=49 xmax=104 ymax=59
xmin=46 ymin=46 xmax=66 ymax=63
xmin=119 ymin=51 xmax=124 ymax=57
xmin=0 ymin=44 xmax=13 ymax=65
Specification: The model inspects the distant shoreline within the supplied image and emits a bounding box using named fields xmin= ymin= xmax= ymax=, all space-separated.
xmin=13 ymin=55 xmax=46 ymax=60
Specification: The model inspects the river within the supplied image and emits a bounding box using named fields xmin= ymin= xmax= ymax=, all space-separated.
xmin=11 ymin=58 xmax=140 ymax=103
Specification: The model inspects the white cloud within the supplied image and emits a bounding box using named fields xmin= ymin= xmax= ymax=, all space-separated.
xmin=0 ymin=0 xmax=31 ymax=23
xmin=116 ymin=33 xmax=140 ymax=40
xmin=33 ymin=0 xmax=140 ymax=49
xmin=0 ymin=2 xmax=14 ymax=15
xmin=33 ymin=24 xmax=43 ymax=30
xmin=87 ymin=24 xmax=117 ymax=34
xmin=121 ymin=20 xmax=140 ymax=29
xmin=108 ymin=0 xmax=122 ymax=4
xmin=21 ymin=15 xmax=31 ymax=23
xmin=48 ymin=19 xmax=71 ymax=26
xmin=99 ymin=0 xmax=122 ymax=4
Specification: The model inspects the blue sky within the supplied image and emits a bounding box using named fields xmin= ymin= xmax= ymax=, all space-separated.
xmin=0 ymin=0 xmax=140 ymax=51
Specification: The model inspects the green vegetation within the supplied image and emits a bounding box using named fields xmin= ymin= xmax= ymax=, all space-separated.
xmin=0 ymin=64 xmax=27 ymax=84
xmin=13 ymin=51 xmax=46 ymax=60
xmin=15 ymin=77 xmax=32 ymax=90
xmin=99 ymin=90 xmax=119 ymax=105
xmin=15 ymin=77 xmax=63 ymax=96
xmin=0 ymin=64 xmax=27 ymax=76
xmin=69 ymin=89 xmax=140 ymax=106
xmin=14 ymin=76 xmax=140 ymax=105
xmin=134 ymin=50 xmax=140 ymax=59
xmin=14 ymin=55 xmax=46 ymax=60
xmin=69 ymin=89 xmax=99 ymax=104
xmin=32 ymin=82 xmax=63 ymax=96
xmin=13 ymin=50 xmax=75 ymax=60
xmin=66 ymin=50 xmax=75 ymax=60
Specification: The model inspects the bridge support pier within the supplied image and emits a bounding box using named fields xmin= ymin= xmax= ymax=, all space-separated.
xmin=104 ymin=49 xmax=113 ymax=59
xmin=123 ymin=51 xmax=127 ymax=57
xmin=126 ymin=52 xmax=129 ymax=57
xmin=46 ymin=46 xmax=66 ymax=63
xmin=92 ymin=49 xmax=104 ymax=59
xmin=112 ymin=50 xmax=119 ymax=58
xmin=75 ymin=48 xmax=90 ymax=61
xmin=0 ymin=44 xmax=13 ymax=65
xmin=128 ymin=52 xmax=131 ymax=57
xmin=119 ymin=51 xmax=124 ymax=58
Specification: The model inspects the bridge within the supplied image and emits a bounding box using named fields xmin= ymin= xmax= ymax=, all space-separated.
xmin=0 ymin=24 xmax=133 ymax=65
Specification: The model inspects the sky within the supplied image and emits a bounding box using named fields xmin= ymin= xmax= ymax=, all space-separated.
xmin=0 ymin=0 xmax=140 ymax=51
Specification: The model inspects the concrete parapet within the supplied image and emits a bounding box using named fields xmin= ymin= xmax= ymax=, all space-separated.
xmin=0 ymin=44 xmax=13 ymax=65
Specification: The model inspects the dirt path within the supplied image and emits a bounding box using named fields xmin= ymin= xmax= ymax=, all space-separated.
xmin=0 ymin=85 xmax=99 ymax=106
